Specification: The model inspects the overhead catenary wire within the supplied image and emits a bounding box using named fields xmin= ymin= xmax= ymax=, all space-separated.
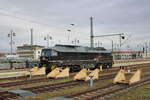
xmin=0 ymin=9 xmax=67 ymax=30
xmin=0 ymin=9 xmax=90 ymax=45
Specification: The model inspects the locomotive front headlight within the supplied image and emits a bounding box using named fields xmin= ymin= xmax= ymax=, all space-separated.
xmin=42 ymin=57 xmax=46 ymax=60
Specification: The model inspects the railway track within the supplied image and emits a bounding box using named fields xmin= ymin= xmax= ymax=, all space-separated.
xmin=0 ymin=91 xmax=21 ymax=100
xmin=0 ymin=65 xmax=150 ymax=100
xmin=0 ymin=73 xmax=115 ymax=88
xmin=0 ymin=63 xmax=150 ymax=88
xmin=1 ymin=74 xmax=150 ymax=100
xmin=0 ymin=74 xmax=76 ymax=88
xmin=66 ymin=77 xmax=150 ymax=100
xmin=20 ymin=74 xmax=116 ymax=94
xmin=0 ymin=62 xmax=149 ymax=81
xmin=0 ymin=78 xmax=51 ymax=88
xmin=0 ymin=74 xmax=115 ymax=100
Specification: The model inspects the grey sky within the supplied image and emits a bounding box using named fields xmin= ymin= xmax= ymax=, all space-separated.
xmin=0 ymin=0 xmax=150 ymax=53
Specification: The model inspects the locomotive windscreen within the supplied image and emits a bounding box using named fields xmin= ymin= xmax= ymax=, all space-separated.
xmin=41 ymin=49 xmax=51 ymax=57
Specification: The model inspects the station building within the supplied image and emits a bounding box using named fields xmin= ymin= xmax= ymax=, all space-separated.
xmin=16 ymin=44 xmax=44 ymax=59
xmin=112 ymin=51 xmax=143 ymax=60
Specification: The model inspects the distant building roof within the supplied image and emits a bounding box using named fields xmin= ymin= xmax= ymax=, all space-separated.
xmin=17 ymin=45 xmax=44 ymax=48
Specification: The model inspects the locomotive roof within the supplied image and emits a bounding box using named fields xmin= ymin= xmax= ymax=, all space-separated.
xmin=50 ymin=44 xmax=111 ymax=53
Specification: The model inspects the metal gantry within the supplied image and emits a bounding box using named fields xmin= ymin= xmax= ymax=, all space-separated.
xmin=89 ymin=17 xmax=125 ymax=49
xmin=93 ymin=33 xmax=125 ymax=50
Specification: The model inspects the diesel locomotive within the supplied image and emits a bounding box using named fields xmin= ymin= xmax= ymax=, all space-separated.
xmin=39 ymin=44 xmax=113 ymax=73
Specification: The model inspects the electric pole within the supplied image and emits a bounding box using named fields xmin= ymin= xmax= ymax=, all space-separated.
xmin=31 ymin=28 xmax=33 ymax=45
xmin=145 ymin=42 xmax=148 ymax=57
xmin=112 ymin=40 xmax=114 ymax=52
xmin=90 ymin=17 xmax=94 ymax=48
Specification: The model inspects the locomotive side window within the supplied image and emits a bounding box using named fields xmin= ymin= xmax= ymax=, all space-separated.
xmin=101 ymin=53 xmax=112 ymax=58
xmin=51 ymin=50 xmax=58 ymax=56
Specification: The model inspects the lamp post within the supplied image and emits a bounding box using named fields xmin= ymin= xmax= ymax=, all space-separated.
xmin=44 ymin=34 xmax=52 ymax=48
xmin=67 ymin=24 xmax=75 ymax=43
xmin=67 ymin=29 xmax=71 ymax=41
xmin=8 ymin=30 xmax=16 ymax=55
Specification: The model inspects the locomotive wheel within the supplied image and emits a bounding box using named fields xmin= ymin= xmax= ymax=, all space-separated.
xmin=46 ymin=66 xmax=52 ymax=75
xmin=70 ymin=65 xmax=81 ymax=72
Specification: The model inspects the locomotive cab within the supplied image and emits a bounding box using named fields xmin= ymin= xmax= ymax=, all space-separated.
xmin=40 ymin=49 xmax=58 ymax=74
xmin=41 ymin=48 xmax=58 ymax=61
